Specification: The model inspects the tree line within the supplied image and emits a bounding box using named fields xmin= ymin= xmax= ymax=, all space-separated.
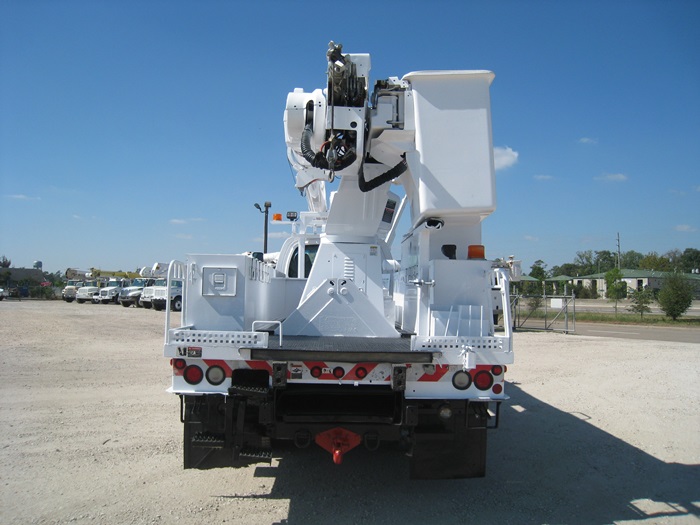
xmin=530 ymin=247 xmax=700 ymax=280
xmin=520 ymin=248 xmax=699 ymax=320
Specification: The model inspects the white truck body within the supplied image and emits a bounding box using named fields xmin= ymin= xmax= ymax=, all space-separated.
xmin=164 ymin=43 xmax=513 ymax=479
xmin=98 ymin=278 xmax=129 ymax=304
xmin=118 ymin=277 xmax=156 ymax=307
xmin=62 ymin=279 xmax=84 ymax=302
xmin=141 ymin=278 xmax=183 ymax=311
xmin=76 ymin=285 xmax=100 ymax=303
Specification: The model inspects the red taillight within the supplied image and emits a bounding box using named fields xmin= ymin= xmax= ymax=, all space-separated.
xmin=355 ymin=367 xmax=368 ymax=379
xmin=184 ymin=365 xmax=203 ymax=385
xmin=492 ymin=383 xmax=503 ymax=395
xmin=474 ymin=370 xmax=493 ymax=391
xmin=173 ymin=359 xmax=186 ymax=370
xmin=491 ymin=365 xmax=503 ymax=376
xmin=310 ymin=366 xmax=322 ymax=378
xmin=333 ymin=366 xmax=345 ymax=379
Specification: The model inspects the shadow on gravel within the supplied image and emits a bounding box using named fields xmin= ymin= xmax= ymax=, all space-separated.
xmin=218 ymin=383 xmax=699 ymax=525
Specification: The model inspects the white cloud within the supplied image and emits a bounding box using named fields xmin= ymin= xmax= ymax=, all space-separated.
xmin=493 ymin=146 xmax=519 ymax=171
xmin=675 ymin=224 xmax=697 ymax=232
xmin=524 ymin=235 xmax=539 ymax=242
xmin=72 ymin=214 xmax=82 ymax=220
xmin=533 ymin=174 xmax=553 ymax=181
xmin=174 ymin=233 xmax=193 ymax=240
xmin=6 ymin=194 xmax=40 ymax=201
xmin=169 ymin=218 xmax=205 ymax=225
xmin=578 ymin=137 xmax=598 ymax=145
xmin=594 ymin=173 xmax=628 ymax=182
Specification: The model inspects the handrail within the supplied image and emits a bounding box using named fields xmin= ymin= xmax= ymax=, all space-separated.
xmin=164 ymin=260 xmax=186 ymax=345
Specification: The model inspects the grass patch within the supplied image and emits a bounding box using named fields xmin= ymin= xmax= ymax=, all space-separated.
xmin=519 ymin=309 xmax=700 ymax=326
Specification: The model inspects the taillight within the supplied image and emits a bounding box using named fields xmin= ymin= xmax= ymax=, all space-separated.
xmin=492 ymin=383 xmax=503 ymax=395
xmin=355 ymin=367 xmax=368 ymax=379
xmin=206 ymin=366 xmax=226 ymax=386
xmin=452 ymin=370 xmax=472 ymax=390
xmin=310 ymin=366 xmax=322 ymax=378
xmin=173 ymin=359 xmax=186 ymax=370
xmin=473 ymin=370 xmax=493 ymax=391
xmin=184 ymin=365 xmax=203 ymax=385
xmin=491 ymin=365 xmax=503 ymax=376
xmin=332 ymin=367 xmax=345 ymax=379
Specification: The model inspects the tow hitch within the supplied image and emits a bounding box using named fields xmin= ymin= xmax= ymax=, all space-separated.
xmin=315 ymin=427 xmax=361 ymax=464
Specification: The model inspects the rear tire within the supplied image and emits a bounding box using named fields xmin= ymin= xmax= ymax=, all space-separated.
xmin=172 ymin=296 xmax=182 ymax=312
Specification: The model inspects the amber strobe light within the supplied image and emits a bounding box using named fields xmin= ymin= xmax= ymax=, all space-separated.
xmin=467 ymin=244 xmax=485 ymax=259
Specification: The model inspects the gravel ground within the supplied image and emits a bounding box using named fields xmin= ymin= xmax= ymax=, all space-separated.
xmin=1 ymin=300 xmax=698 ymax=525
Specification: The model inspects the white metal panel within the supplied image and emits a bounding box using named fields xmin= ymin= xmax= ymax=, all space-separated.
xmin=403 ymin=70 xmax=496 ymax=222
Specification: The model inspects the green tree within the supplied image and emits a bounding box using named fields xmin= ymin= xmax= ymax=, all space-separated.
xmin=527 ymin=260 xmax=547 ymax=294
xmin=627 ymin=288 xmax=654 ymax=319
xmin=574 ymin=251 xmax=596 ymax=275
xmin=550 ymin=263 xmax=580 ymax=278
xmin=657 ymin=272 xmax=694 ymax=320
xmin=0 ymin=255 xmax=10 ymax=268
xmin=679 ymin=248 xmax=700 ymax=273
xmin=605 ymin=268 xmax=626 ymax=314
xmin=665 ymin=249 xmax=683 ymax=269
xmin=639 ymin=252 xmax=672 ymax=271
xmin=620 ymin=250 xmax=644 ymax=269
xmin=595 ymin=250 xmax=617 ymax=273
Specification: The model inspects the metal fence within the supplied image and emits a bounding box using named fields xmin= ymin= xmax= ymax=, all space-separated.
xmin=511 ymin=294 xmax=576 ymax=333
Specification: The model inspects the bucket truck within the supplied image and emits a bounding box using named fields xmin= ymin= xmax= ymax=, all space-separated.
xmin=163 ymin=43 xmax=514 ymax=479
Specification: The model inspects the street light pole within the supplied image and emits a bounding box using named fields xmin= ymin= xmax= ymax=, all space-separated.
xmin=254 ymin=201 xmax=272 ymax=254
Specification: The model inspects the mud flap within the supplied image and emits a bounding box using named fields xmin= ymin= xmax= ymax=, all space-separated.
xmin=182 ymin=394 xmax=270 ymax=470
xmin=409 ymin=427 xmax=487 ymax=479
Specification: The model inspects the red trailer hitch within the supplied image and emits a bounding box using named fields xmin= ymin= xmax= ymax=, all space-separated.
xmin=315 ymin=427 xmax=362 ymax=464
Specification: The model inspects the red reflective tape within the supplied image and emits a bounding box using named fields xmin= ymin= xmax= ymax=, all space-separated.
xmin=304 ymin=361 xmax=328 ymax=370
xmin=204 ymin=359 xmax=232 ymax=377
xmin=344 ymin=363 xmax=378 ymax=381
xmin=417 ymin=364 xmax=450 ymax=382
xmin=245 ymin=360 xmax=273 ymax=374
xmin=303 ymin=361 xmax=335 ymax=380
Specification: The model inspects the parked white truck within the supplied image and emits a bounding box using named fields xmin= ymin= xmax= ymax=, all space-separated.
xmin=62 ymin=280 xmax=84 ymax=302
xmin=118 ymin=277 xmax=156 ymax=307
xmin=163 ymin=43 xmax=514 ymax=479
xmin=62 ymin=268 xmax=91 ymax=302
xmin=75 ymin=281 xmax=101 ymax=303
xmin=121 ymin=262 xmax=170 ymax=308
xmin=97 ymin=278 xmax=129 ymax=304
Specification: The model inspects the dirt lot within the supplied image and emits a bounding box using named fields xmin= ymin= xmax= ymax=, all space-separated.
xmin=1 ymin=300 xmax=698 ymax=525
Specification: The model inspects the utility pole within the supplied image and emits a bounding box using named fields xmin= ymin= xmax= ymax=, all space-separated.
xmin=616 ymin=232 xmax=621 ymax=269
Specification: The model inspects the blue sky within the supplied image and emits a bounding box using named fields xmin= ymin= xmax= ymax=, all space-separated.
xmin=1 ymin=0 xmax=698 ymax=275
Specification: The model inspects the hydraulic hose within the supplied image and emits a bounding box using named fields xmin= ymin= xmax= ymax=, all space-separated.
xmin=301 ymin=100 xmax=328 ymax=169
xmin=358 ymin=155 xmax=408 ymax=192
xmin=300 ymin=122 xmax=328 ymax=169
